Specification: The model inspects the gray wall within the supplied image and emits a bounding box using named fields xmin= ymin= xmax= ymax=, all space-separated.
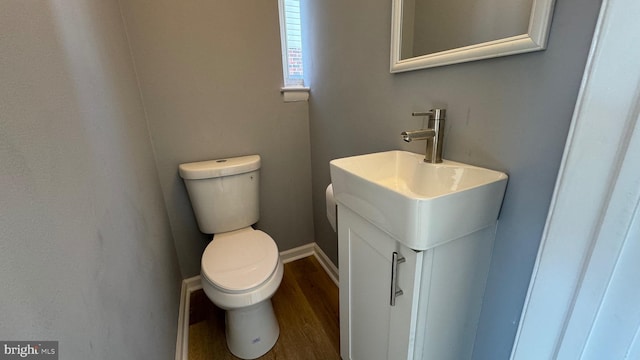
xmin=119 ymin=0 xmax=315 ymax=278
xmin=304 ymin=0 xmax=601 ymax=358
xmin=0 ymin=0 xmax=181 ymax=358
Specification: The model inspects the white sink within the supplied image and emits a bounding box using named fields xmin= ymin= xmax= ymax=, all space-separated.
xmin=329 ymin=150 xmax=508 ymax=250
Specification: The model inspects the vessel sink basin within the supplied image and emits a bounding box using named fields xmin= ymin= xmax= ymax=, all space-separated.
xmin=329 ymin=150 xmax=508 ymax=250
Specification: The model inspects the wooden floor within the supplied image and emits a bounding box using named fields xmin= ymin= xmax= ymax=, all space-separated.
xmin=188 ymin=256 xmax=340 ymax=360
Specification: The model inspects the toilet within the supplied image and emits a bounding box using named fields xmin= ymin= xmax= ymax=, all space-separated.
xmin=179 ymin=155 xmax=283 ymax=360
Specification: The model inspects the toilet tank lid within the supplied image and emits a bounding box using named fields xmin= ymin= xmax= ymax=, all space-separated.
xmin=179 ymin=155 xmax=261 ymax=180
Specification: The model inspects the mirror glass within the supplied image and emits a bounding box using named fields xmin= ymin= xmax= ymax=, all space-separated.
xmin=391 ymin=0 xmax=556 ymax=72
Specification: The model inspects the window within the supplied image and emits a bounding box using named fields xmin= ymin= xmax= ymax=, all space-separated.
xmin=278 ymin=0 xmax=308 ymax=101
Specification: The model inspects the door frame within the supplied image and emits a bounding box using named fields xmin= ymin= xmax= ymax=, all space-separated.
xmin=510 ymin=0 xmax=640 ymax=357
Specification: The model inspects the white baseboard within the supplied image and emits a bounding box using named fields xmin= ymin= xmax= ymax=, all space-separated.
xmin=312 ymin=243 xmax=339 ymax=286
xmin=175 ymin=275 xmax=202 ymax=360
xmin=280 ymin=242 xmax=316 ymax=263
xmin=174 ymin=242 xmax=338 ymax=360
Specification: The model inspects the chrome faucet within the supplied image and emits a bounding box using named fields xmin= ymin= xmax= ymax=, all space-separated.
xmin=401 ymin=108 xmax=446 ymax=163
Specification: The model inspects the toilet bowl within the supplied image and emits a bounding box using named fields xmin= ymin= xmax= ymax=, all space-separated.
xmin=201 ymin=227 xmax=283 ymax=359
xmin=179 ymin=155 xmax=283 ymax=359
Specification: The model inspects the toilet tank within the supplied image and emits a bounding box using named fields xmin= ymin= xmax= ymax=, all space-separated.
xmin=179 ymin=155 xmax=260 ymax=234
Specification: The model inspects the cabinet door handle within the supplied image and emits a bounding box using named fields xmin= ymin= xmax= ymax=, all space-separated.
xmin=390 ymin=251 xmax=406 ymax=306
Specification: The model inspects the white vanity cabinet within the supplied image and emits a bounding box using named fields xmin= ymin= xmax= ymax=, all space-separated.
xmin=338 ymin=206 xmax=423 ymax=360
xmin=330 ymin=150 xmax=507 ymax=360
xmin=338 ymin=205 xmax=496 ymax=360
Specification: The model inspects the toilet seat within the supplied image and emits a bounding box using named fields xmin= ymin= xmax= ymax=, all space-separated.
xmin=201 ymin=227 xmax=279 ymax=293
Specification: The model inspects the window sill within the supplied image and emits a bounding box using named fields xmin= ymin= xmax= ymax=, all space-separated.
xmin=281 ymin=87 xmax=310 ymax=102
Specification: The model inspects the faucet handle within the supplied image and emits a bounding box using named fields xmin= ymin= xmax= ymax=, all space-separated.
xmin=411 ymin=108 xmax=446 ymax=120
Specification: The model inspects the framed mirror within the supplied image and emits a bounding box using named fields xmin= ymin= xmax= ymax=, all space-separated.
xmin=390 ymin=0 xmax=556 ymax=72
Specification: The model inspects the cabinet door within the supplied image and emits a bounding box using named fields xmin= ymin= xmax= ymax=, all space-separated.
xmin=338 ymin=206 xmax=422 ymax=360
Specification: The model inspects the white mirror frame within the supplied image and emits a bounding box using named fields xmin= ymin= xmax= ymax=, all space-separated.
xmin=390 ymin=0 xmax=557 ymax=73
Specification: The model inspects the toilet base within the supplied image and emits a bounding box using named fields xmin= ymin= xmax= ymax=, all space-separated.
xmin=225 ymin=299 xmax=280 ymax=359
